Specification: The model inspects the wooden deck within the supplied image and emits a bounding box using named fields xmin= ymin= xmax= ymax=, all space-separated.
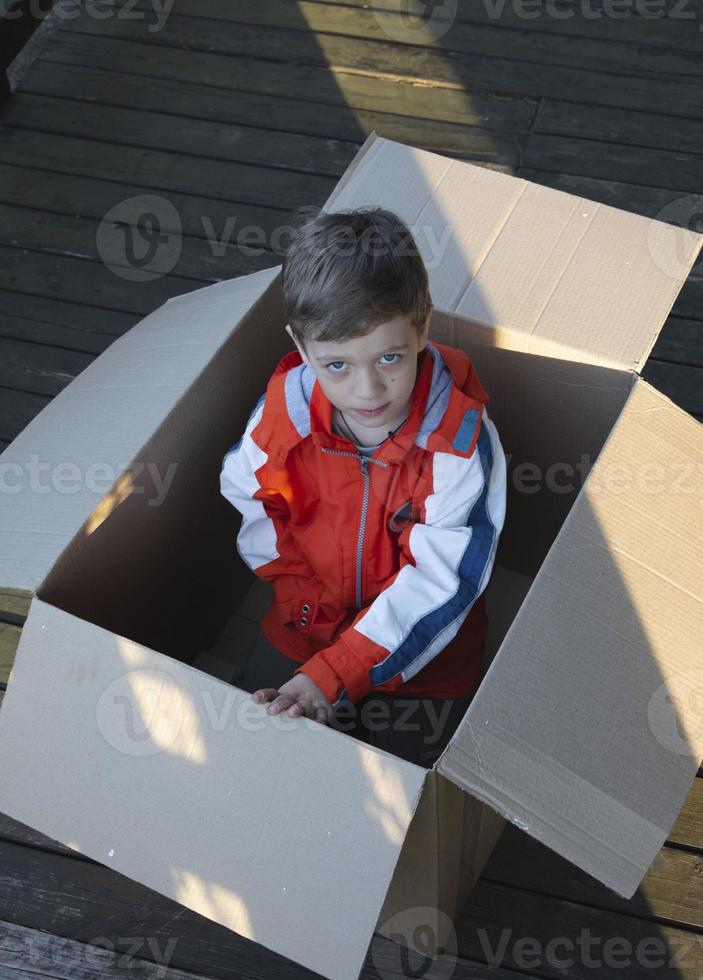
xmin=1 ymin=1 xmax=702 ymax=977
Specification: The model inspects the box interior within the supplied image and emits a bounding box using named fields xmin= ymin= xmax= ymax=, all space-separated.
xmin=34 ymin=284 xmax=634 ymax=748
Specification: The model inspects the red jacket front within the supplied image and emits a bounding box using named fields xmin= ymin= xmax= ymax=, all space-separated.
xmin=221 ymin=341 xmax=507 ymax=708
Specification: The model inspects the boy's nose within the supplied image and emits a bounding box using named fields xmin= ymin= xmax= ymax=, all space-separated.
xmin=355 ymin=370 xmax=384 ymax=400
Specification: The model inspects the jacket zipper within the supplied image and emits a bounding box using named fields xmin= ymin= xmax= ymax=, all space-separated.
xmin=356 ymin=457 xmax=370 ymax=608
xmin=320 ymin=447 xmax=388 ymax=608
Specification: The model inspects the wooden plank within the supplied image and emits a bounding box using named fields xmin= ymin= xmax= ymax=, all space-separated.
xmin=669 ymin=777 xmax=703 ymax=849
xmin=457 ymin=878 xmax=703 ymax=977
xmin=40 ymin=32 xmax=536 ymax=133
xmin=481 ymin=823 xmax=703 ymax=927
xmin=0 ymin=93 xmax=360 ymax=179
xmin=0 ymin=312 xmax=123 ymax=358
xmin=0 ymin=290 xmax=137 ymax=343
xmin=308 ymin=0 xmax=703 ymax=52
xmin=0 ymin=587 xmax=31 ymax=618
xmin=15 ymin=62 xmax=521 ymax=166
xmin=50 ymin=6 xmax=703 ymax=117
xmin=0 ymin=919 xmax=536 ymax=980
xmin=0 ymin=622 xmax=20 ymax=686
xmin=641 ymin=360 xmax=703 ymax=416
xmin=0 ymin=161 xmax=295 ymax=249
xmin=0 ymin=386 xmax=51 ymax=444
xmin=81 ymin=0 xmax=703 ymax=81
xmin=0 ymin=126 xmax=337 ymax=213
xmin=0 ymin=917 xmax=218 ymax=980
xmin=0 ymin=246 xmax=215 ymax=317
xmin=0 ymin=336 xmax=93 ymax=398
xmin=0 ymin=814 xmax=89 ymax=858
xmin=0 ymin=202 xmax=277 ymax=287
xmin=651 ymin=317 xmax=703 ymax=367
xmin=535 ymin=98 xmax=703 ymax=154
xmin=523 ymin=132 xmax=703 ymax=193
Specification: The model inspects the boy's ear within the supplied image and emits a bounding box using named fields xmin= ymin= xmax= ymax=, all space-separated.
xmin=417 ymin=313 xmax=431 ymax=352
xmin=285 ymin=324 xmax=311 ymax=366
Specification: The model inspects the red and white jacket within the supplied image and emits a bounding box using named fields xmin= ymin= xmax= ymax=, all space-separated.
xmin=220 ymin=341 xmax=506 ymax=708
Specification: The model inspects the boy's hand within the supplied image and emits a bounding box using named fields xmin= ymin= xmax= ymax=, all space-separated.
xmin=252 ymin=673 xmax=334 ymax=725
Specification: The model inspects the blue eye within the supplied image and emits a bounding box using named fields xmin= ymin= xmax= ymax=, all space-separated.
xmin=324 ymin=353 xmax=401 ymax=373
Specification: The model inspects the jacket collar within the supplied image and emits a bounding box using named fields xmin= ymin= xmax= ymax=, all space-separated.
xmin=258 ymin=342 xmax=488 ymax=467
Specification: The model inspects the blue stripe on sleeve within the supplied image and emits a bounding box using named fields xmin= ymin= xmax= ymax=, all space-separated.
xmin=369 ymin=422 xmax=496 ymax=686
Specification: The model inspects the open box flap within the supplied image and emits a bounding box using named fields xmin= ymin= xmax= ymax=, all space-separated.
xmin=325 ymin=134 xmax=702 ymax=372
xmin=437 ymin=378 xmax=703 ymax=898
xmin=0 ymin=597 xmax=426 ymax=980
xmin=0 ymin=266 xmax=280 ymax=594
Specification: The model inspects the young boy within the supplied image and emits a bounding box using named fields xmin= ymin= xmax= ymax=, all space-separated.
xmin=220 ymin=206 xmax=506 ymax=768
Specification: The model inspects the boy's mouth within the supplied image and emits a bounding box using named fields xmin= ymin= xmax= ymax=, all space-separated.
xmin=354 ymin=403 xmax=389 ymax=417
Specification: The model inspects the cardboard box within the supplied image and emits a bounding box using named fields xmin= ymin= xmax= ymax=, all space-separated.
xmin=0 ymin=133 xmax=702 ymax=980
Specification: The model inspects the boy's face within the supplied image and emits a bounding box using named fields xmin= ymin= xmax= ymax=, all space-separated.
xmin=285 ymin=313 xmax=430 ymax=429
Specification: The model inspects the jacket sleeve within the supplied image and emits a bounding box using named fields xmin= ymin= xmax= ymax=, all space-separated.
xmin=220 ymin=394 xmax=317 ymax=608
xmin=296 ymin=410 xmax=507 ymax=707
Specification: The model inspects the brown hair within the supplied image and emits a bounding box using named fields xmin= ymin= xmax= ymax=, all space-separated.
xmin=282 ymin=206 xmax=432 ymax=351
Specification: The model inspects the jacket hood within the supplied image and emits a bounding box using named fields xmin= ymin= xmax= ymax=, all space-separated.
xmin=255 ymin=341 xmax=489 ymax=468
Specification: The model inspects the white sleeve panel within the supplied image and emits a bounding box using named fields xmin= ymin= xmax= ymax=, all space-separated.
xmin=219 ymin=396 xmax=280 ymax=572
